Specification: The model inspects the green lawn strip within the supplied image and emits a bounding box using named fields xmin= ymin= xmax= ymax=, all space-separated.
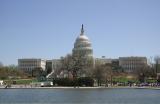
xmin=3 ymin=79 xmax=38 ymax=85
xmin=113 ymin=77 xmax=138 ymax=83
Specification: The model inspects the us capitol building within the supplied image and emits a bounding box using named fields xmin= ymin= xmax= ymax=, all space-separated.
xmin=18 ymin=24 xmax=95 ymax=78
xmin=18 ymin=25 xmax=148 ymax=77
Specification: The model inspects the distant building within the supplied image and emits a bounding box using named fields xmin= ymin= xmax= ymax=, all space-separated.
xmin=156 ymin=59 xmax=160 ymax=80
xmin=111 ymin=59 xmax=119 ymax=66
xmin=52 ymin=59 xmax=61 ymax=71
xmin=46 ymin=59 xmax=62 ymax=72
xmin=119 ymin=57 xmax=147 ymax=72
xmin=111 ymin=59 xmax=120 ymax=71
xmin=157 ymin=59 xmax=160 ymax=73
xmin=95 ymin=57 xmax=112 ymax=66
xmin=18 ymin=59 xmax=46 ymax=74
xmin=46 ymin=59 xmax=62 ymax=78
xmin=46 ymin=60 xmax=53 ymax=74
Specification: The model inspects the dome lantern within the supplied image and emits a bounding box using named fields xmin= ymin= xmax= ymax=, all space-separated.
xmin=80 ymin=24 xmax=84 ymax=36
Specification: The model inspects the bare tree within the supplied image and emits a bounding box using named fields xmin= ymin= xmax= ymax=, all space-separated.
xmin=133 ymin=65 xmax=156 ymax=83
xmin=60 ymin=54 xmax=73 ymax=78
xmin=0 ymin=61 xmax=3 ymax=67
xmin=104 ymin=63 xmax=113 ymax=86
xmin=154 ymin=56 xmax=160 ymax=73
xmin=154 ymin=56 xmax=160 ymax=82
xmin=92 ymin=64 xmax=104 ymax=86
xmin=72 ymin=52 xmax=94 ymax=78
xmin=92 ymin=63 xmax=112 ymax=86
xmin=72 ymin=53 xmax=84 ymax=79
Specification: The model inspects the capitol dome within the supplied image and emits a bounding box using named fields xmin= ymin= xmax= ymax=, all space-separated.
xmin=72 ymin=24 xmax=93 ymax=58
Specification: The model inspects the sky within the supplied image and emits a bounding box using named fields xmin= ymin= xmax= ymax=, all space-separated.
xmin=0 ymin=0 xmax=160 ymax=65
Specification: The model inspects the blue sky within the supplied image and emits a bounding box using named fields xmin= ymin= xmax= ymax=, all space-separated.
xmin=0 ymin=0 xmax=160 ymax=65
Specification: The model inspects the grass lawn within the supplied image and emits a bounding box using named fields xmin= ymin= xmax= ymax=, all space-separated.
xmin=4 ymin=79 xmax=38 ymax=85
xmin=113 ymin=77 xmax=138 ymax=83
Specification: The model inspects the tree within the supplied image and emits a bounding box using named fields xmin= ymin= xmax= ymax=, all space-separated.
xmin=0 ymin=65 xmax=29 ymax=79
xmin=92 ymin=63 xmax=112 ymax=86
xmin=104 ymin=63 xmax=113 ymax=86
xmin=0 ymin=61 xmax=3 ymax=67
xmin=154 ymin=56 xmax=160 ymax=73
xmin=133 ymin=65 xmax=156 ymax=83
xmin=72 ymin=50 xmax=94 ymax=79
xmin=154 ymin=56 xmax=160 ymax=82
xmin=60 ymin=54 xmax=73 ymax=78
xmin=72 ymin=53 xmax=83 ymax=79
xmin=32 ymin=67 xmax=47 ymax=81
xmin=92 ymin=64 xmax=104 ymax=86
xmin=8 ymin=64 xmax=18 ymax=70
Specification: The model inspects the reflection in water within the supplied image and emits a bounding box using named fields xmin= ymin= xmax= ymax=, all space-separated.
xmin=0 ymin=88 xmax=160 ymax=104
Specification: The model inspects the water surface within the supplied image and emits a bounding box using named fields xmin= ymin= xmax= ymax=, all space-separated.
xmin=0 ymin=88 xmax=160 ymax=104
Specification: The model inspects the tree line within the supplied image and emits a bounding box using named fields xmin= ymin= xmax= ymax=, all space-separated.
xmin=0 ymin=64 xmax=29 ymax=80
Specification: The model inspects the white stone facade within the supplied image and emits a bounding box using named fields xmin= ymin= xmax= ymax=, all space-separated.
xmin=18 ymin=59 xmax=46 ymax=73
xmin=95 ymin=58 xmax=112 ymax=65
xmin=119 ymin=57 xmax=147 ymax=72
